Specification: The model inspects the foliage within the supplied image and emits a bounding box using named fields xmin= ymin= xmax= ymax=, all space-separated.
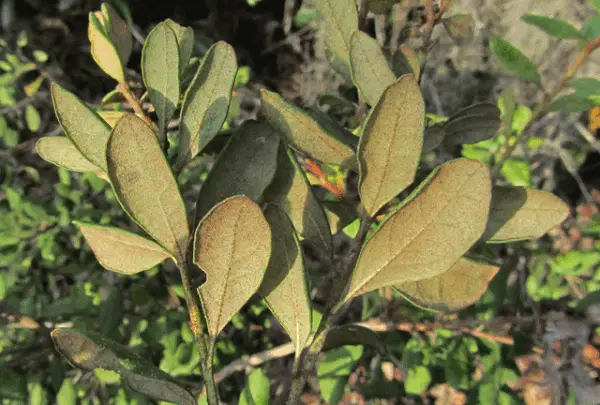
xmin=2 ymin=0 xmax=599 ymax=404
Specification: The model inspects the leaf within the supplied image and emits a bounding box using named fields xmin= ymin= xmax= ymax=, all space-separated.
xmin=97 ymin=110 xmax=126 ymax=128
xmin=318 ymin=377 xmax=347 ymax=405
xmin=551 ymin=93 xmax=597 ymax=112
xmin=194 ymin=120 xmax=280 ymax=222
xmin=500 ymin=159 xmax=531 ymax=187
xmin=142 ymin=22 xmax=180 ymax=141
xmin=521 ymin=14 xmax=585 ymax=40
xmin=323 ymin=324 xmax=385 ymax=353
xmin=88 ymin=12 xmax=125 ymax=82
xmin=164 ymin=19 xmax=195 ymax=72
xmin=56 ymin=379 xmax=76 ymax=405
xmin=405 ymin=366 xmax=431 ymax=395
xmin=443 ymin=13 xmax=475 ymax=41
xmin=263 ymin=144 xmax=332 ymax=256
xmin=358 ymin=75 xmax=425 ymax=216
xmin=260 ymin=89 xmax=355 ymax=167
xmin=489 ymin=36 xmax=541 ymax=87
xmin=25 ymin=105 xmax=40 ymax=132
xmin=396 ymin=258 xmax=500 ymax=312
xmin=51 ymin=83 xmax=112 ymax=171
xmin=195 ymin=196 xmax=271 ymax=338
xmin=589 ymin=0 xmax=600 ymax=11
xmin=36 ymin=137 xmax=101 ymax=173
xmin=441 ymin=103 xmax=501 ymax=145
xmin=392 ymin=44 xmax=420 ymax=80
xmin=0 ymin=369 xmax=27 ymax=401
xmin=344 ymin=158 xmax=491 ymax=300
xmin=259 ymin=205 xmax=311 ymax=355
xmin=102 ymin=3 xmax=132 ymax=64
xmin=581 ymin=15 xmax=600 ymax=41
xmin=349 ymin=31 xmax=397 ymax=106
xmin=317 ymin=345 xmax=364 ymax=378
xmin=107 ymin=114 xmax=189 ymax=262
xmin=370 ymin=0 xmax=401 ymax=14
xmin=238 ymin=369 xmax=270 ymax=405
xmin=316 ymin=0 xmax=359 ymax=79
xmin=571 ymin=77 xmax=600 ymax=98
xmin=481 ymin=186 xmax=569 ymax=243
xmin=51 ymin=328 xmax=196 ymax=405
xmin=176 ymin=41 xmax=237 ymax=170
xmin=421 ymin=125 xmax=445 ymax=154
xmin=74 ymin=221 xmax=172 ymax=274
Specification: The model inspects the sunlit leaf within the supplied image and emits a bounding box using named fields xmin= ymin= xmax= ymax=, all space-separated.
xmin=97 ymin=110 xmax=126 ymax=128
xmin=489 ymin=36 xmax=541 ymax=87
xmin=195 ymin=196 xmax=271 ymax=338
xmin=521 ymin=14 xmax=585 ymax=40
xmin=107 ymin=114 xmax=189 ymax=262
xmin=349 ymin=31 xmax=396 ymax=106
xmin=260 ymin=89 xmax=355 ymax=167
xmin=405 ymin=366 xmax=431 ymax=395
xmin=358 ymin=75 xmax=424 ymax=216
xmin=164 ymin=19 xmax=195 ymax=73
xmin=318 ymin=345 xmax=364 ymax=378
xmin=259 ymin=204 xmax=311 ymax=355
xmin=396 ymin=258 xmax=499 ymax=312
xmin=481 ymin=186 xmax=569 ymax=243
xmin=344 ymin=158 xmax=491 ymax=300
xmin=263 ymin=144 xmax=332 ymax=256
xmin=392 ymin=44 xmax=420 ymax=80
xmin=500 ymin=159 xmax=531 ymax=187
xmin=74 ymin=221 xmax=172 ymax=274
xmin=176 ymin=41 xmax=237 ymax=170
xmin=36 ymin=137 xmax=101 ymax=173
xmin=51 ymin=83 xmax=112 ymax=171
xmin=51 ymin=328 xmax=196 ymax=405
xmin=88 ymin=11 xmax=125 ymax=82
xmin=142 ymin=22 xmax=180 ymax=143
xmin=25 ymin=104 xmax=40 ymax=132
xmin=316 ymin=0 xmax=359 ymax=79
xmin=194 ymin=120 xmax=279 ymax=222
xmin=239 ymin=369 xmax=270 ymax=405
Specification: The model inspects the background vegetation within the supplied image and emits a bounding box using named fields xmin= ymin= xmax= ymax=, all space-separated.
xmin=2 ymin=0 xmax=600 ymax=404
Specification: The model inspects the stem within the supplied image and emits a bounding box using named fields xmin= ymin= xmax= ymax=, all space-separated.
xmin=117 ymin=82 xmax=153 ymax=125
xmin=285 ymin=213 xmax=372 ymax=405
xmin=491 ymin=38 xmax=600 ymax=179
xmin=177 ymin=260 xmax=219 ymax=405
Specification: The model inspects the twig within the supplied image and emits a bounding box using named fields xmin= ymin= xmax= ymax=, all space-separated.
xmin=117 ymin=82 xmax=152 ymax=126
xmin=215 ymin=343 xmax=295 ymax=383
xmin=572 ymin=120 xmax=600 ymax=155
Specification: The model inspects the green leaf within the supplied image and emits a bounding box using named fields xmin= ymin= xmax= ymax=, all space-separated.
xmin=315 ymin=0 xmax=359 ymax=79
xmin=442 ymin=103 xmax=501 ymax=145
xmin=263 ymin=144 xmax=332 ymax=256
xmin=0 ymin=369 xmax=27 ymax=401
xmin=142 ymin=22 xmax=180 ymax=143
xmin=107 ymin=114 xmax=189 ymax=262
xmin=74 ymin=221 xmax=172 ymax=274
xmin=164 ymin=19 xmax=195 ymax=73
xmin=589 ymin=0 xmax=600 ymax=11
xmin=405 ymin=366 xmax=431 ymax=395
xmin=195 ymin=196 xmax=271 ymax=338
xmin=36 ymin=137 xmax=101 ymax=173
xmin=481 ymin=186 xmax=569 ymax=243
xmin=238 ymin=369 xmax=270 ymax=405
xmin=51 ymin=83 xmax=112 ymax=171
xmin=193 ymin=120 xmax=280 ymax=222
xmin=344 ymin=158 xmax=491 ymax=300
xmin=551 ymin=93 xmax=598 ymax=112
xmin=422 ymin=124 xmax=445 ymax=154
xmin=511 ymin=105 xmax=532 ymax=134
xmin=25 ymin=104 xmax=41 ymax=132
xmin=259 ymin=205 xmax=311 ymax=355
xmin=391 ymin=44 xmax=420 ymax=80
xmin=358 ymin=75 xmax=425 ymax=216
xmin=102 ymin=3 xmax=132 ymax=65
xmin=571 ymin=77 xmax=600 ymax=98
xmin=51 ymin=328 xmax=196 ymax=405
xmin=318 ymin=377 xmax=347 ymax=405
xmin=500 ymin=159 xmax=531 ymax=187
xmin=521 ymin=14 xmax=585 ymax=40
xmin=318 ymin=345 xmax=364 ymax=378
xmin=581 ymin=15 xmax=600 ymax=41
xmin=88 ymin=12 xmax=125 ymax=82
xmin=260 ymin=89 xmax=355 ymax=167
xmin=396 ymin=258 xmax=500 ymax=312
xmin=369 ymin=0 xmax=401 ymax=14
xmin=349 ymin=31 xmax=397 ymax=106
xmin=56 ymin=379 xmax=76 ymax=405
xmin=489 ymin=36 xmax=541 ymax=87
xmin=323 ymin=324 xmax=385 ymax=353
xmin=176 ymin=41 xmax=237 ymax=170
